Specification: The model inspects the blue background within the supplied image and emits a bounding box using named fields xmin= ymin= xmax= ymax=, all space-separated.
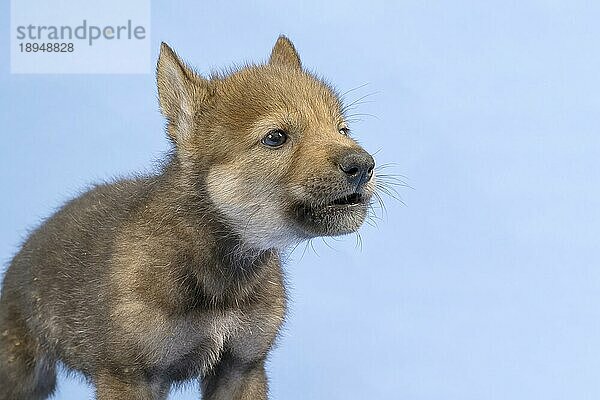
xmin=1 ymin=1 xmax=599 ymax=399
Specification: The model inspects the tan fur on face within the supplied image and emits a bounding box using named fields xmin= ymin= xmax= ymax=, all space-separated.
xmin=157 ymin=37 xmax=374 ymax=250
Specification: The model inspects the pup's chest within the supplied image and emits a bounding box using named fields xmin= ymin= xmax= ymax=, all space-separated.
xmin=145 ymin=310 xmax=243 ymax=379
xmin=154 ymin=302 xmax=284 ymax=382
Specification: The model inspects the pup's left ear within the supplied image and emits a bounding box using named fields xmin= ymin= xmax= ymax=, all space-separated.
xmin=269 ymin=35 xmax=302 ymax=70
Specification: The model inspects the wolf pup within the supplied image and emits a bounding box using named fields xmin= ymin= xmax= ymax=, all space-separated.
xmin=0 ymin=36 xmax=375 ymax=399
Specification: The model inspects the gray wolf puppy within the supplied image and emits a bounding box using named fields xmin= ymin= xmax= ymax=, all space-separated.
xmin=0 ymin=36 xmax=375 ymax=399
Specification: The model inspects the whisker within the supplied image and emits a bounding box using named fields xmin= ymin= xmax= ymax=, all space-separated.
xmin=365 ymin=216 xmax=378 ymax=228
xmin=375 ymin=185 xmax=403 ymax=202
xmin=376 ymin=180 xmax=412 ymax=190
xmin=340 ymin=82 xmax=370 ymax=98
xmin=341 ymin=92 xmax=379 ymax=114
xmin=299 ymin=240 xmax=311 ymax=261
xmin=321 ymin=237 xmax=336 ymax=251
xmin=376 ymin=184 xmax=406 ymax=206
xmin=345 ymin=112 xmax=380 ymax=121
xmin=375 ymin=167 xmax=409 ymax=179
xmin=372 ymin=191 xmax=388 ymax=218
xmin=309 ymin=239 xmax=319 ymax=257
xmin=355 ymin=232 xmax=363 ymax=251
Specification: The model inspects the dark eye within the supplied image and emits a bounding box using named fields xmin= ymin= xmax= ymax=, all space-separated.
xmin=339 ymin=127 xmax=350 ymax=136
xmin=261 ymin=129 xmax=288 ymax=148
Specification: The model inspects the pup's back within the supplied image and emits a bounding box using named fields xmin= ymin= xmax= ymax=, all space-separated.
xmin=2 ymin=178 xmax=152 ymax=369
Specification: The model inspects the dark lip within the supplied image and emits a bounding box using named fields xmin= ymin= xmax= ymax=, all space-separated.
xmin=292 ymin=191 xmax=372 ymax=218
xmin=292 ymin=191 xmax=370 ymax=237
xmin=327 ymin=192 xmax=365 ymax=208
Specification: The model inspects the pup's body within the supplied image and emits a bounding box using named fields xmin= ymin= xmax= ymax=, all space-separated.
xmin=0 ymin=37 xmax=375 ymax=399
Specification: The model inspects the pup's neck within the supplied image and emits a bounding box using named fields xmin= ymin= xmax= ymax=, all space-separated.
xmin=149 ymin=158 xmax=281 ymax=305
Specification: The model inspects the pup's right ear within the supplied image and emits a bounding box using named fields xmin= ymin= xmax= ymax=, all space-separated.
xmin=157 ymin=43 xmax=207 ymax=145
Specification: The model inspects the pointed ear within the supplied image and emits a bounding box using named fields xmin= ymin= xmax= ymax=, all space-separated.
xmin=269 ymin=35 xmax=301 ymax=70
xmin=157 ymin=43 xmax=206 ymax=145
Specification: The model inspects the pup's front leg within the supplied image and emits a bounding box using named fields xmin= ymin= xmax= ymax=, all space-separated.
xmin=94 ymin=374 xmax=170 ymax=400
xmin=201 ymin=352 xmax=268 ymax=400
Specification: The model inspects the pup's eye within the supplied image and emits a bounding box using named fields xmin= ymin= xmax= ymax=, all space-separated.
xmin=339 ymin=127 xmax=350 ymax=136
xmin=262 ymin=129 xmax=288 ymax=148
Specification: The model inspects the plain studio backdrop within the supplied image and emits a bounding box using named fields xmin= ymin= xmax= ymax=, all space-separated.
xmin=1 ymin=1 xmax=599 ymax=399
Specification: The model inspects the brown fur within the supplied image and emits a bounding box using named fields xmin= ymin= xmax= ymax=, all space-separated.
xmin=0 ymin=36 xmax=375 ymax=399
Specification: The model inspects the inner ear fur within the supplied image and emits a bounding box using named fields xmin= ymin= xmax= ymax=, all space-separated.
xmin=156 ymin=42 xmax=209 ymax=145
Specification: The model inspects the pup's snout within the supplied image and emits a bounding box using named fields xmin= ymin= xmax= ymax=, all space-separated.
xmin=338 ymin=150 xmax=375 ymax=187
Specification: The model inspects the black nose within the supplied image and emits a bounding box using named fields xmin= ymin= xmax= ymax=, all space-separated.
xmin=338 ymin=150 xmax=375 ymax=187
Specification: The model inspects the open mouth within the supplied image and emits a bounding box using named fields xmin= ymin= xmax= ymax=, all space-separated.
xmin=328 ymin=192 xmax=364 ymax=207
xmin=292 ymin=189 xmax=372 ymax=237
xmin=293 ymin=191 xmax=370 ymax=237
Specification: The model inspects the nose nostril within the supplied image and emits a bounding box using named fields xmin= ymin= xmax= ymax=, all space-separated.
xmin=346 ymin=167 xmax=359 ymax=176
xmin=339 ymin=152 xmax=375 ymax=182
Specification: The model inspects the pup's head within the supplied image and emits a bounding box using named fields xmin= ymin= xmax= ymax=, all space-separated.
xmin=157 ymin=36 xmax=375 ymax=250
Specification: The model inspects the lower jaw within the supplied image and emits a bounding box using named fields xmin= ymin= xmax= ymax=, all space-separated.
xmin=293 ymin=203 xmax=368 ymax=237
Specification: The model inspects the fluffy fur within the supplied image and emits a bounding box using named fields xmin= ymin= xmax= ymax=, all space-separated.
xmin=0 ymin=36 xmax=375 ymax=399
